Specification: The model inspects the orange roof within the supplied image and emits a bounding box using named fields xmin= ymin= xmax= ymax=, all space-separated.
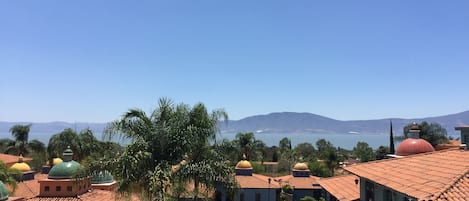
xmin=435 ymin=140 xmax=461 ymax=151
xmin=0 ymin=153 xmax=32 ymax=165
xmin=11 ymin=173 xmax=141 ymax=201
xmin=344 ymin=148 xmax=469 ymax=200
xmin=433 ymin=172 xmax=469 ymax=200
xmin=274 ymin=174 xmax=321 ymax=189
xmin=236 ymin=173 xmax=280 ymax=189
xmin=318 ymin=175 xmax=359 ymax=201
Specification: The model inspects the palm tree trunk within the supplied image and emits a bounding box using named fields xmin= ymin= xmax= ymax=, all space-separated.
xmin=193 ymin=178 xmax=199 ymax=201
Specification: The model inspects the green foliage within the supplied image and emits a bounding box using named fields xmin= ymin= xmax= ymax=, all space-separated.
xmin=309 ymin=160 xmax=333 ymax=177
xmin=47 ymin=128 xmax=101 ymax=162
xmin=300 ymin=196 xmax=315 ymax=201
xmin=0 ymin=161 xmax=20 ymax=194
xmin=3 ymin=124 xmax=45 ymax=157
xmin=353 ymin=141 xmax=375 ymax=162
xmin=403 ymin=121 xmax=449 ymax=147
xmin=251 ymin=161 xmax=265 ymax=174
xmin=293 ymin=142 xmax=315 ymax=161
xmin=375 ymin=146 xmax=389 ymax=160
xmin=233 ymin=132 xmax=266 ymax=161
xmin=95 ymin=98 xmax=235 ymax=200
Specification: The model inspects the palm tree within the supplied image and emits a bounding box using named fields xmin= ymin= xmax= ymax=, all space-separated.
xmin=99 ymin=98 xmax=235 ymax=200
xmin=0 ymin=161 xmax=20 ymax=194
xmin=9 ymin=124 xmax=31 ymax=155
xmin=174 ymin=103 xmax=235 ymax=200
xmin=3 ymin=124 xmax=45 ymax=156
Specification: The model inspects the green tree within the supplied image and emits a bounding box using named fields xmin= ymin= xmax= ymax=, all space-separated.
xmin=403 ymin=121 xmax=449 ymax=147
xmin=353 ymin=142 xmax=375 ymax=162
xmin=309 ymin=161 xmax=333 ymax=177
xmin=375 ymin=146 xmax=389 ymax=160
xmin=100 ymin=98 xmax=235 ymax=200
xmin=5 ymin=124 xmax=45 ymax=156
xmin=0 ymin=161 xmax=20 ymax=194
xmin=293 ymin=142 xmax=315 ymax=161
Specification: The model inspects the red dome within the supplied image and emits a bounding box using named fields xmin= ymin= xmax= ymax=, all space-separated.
xmin=396 ymin=138 xmax=434 ymax=156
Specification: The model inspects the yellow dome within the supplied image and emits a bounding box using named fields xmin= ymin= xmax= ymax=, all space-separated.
xmin=293 ymin=162 xmax=309 ymax=170
xmin=10 ymin=162 xmax=31 ymax=172
xmin=53 ymin=158 xmax=63 ymax=165
xmin=236 ymin=160 xmax=252 ymax=169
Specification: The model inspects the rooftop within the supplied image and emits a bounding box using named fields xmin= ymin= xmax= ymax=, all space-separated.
xmin=317 ymin=174 xmax=359 ymax=201
xmin=11 ymin=173 xmax=139 ymax=201
xmin=274 ymin=174 xmax=321 ymax=189
xmin=235 ymin=173 xmax=280 ymax=189
xmin=0 ymin=154 xmax=32 ymax=165
xmin=344 ymin=148 xmax=469 ymax=200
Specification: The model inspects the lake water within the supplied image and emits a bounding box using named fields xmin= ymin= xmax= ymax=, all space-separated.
xmin=1 ymin=131 xmax=460 ymax=150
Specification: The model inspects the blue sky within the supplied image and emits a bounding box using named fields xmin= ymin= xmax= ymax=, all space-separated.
xmin=1 ymin=1 xmax=469 ymax=123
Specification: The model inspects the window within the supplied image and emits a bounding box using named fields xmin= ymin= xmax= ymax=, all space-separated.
xmin=44 ymin=186 xmax=50 ymax=192
xmin=56 ymin=186 xmax=61 ymax=192
xmin=255 ymin=192 xmax=261 ymax=201
xmin=365 ymin=180 xmax=374 ymax=201
xmin=67 ymin=186 xmax=72 ymax=192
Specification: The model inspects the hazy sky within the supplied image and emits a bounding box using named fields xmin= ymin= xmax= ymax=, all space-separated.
xmin=1 ymin=1 xmax=469 ymax=123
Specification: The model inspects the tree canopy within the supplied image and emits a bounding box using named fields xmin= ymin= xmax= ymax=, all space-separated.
xmin=95 ymin=98 xmax=235 ymax=200
xmin=403 ymin=121 xmax=449 ymax=147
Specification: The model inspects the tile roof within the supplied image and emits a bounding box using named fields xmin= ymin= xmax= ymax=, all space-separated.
xmin=12 ymin=174 xmax=47 ymax=199
xmin=344 ymin=148 xmax=469 ymax=200
xmin=433 ymin=173 xmax=469 ymax=201
xmin=274 ymin=175 xmax=321 ymax=189
xmin=0 ymin=154 xmax=32 ymax=165
xmin=235 ymin=173 xmax=280 ymax=189
xmin=317 ymin=175 xmax=359 ymax=201
xmin=11 ymin=174 xmax=141 ymax=201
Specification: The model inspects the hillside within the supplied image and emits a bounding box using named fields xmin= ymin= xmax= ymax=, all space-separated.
xmin=219 ymin=111 xmax=469 ymax=135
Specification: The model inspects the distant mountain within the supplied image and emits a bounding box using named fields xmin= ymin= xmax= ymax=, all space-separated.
xmin=218 ymin=111 xmax=469 ymax=135
xmin=1 ymin=111 xmax=469 ymax=143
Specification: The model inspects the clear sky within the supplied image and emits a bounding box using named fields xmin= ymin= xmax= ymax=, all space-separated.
xmin=1 ymin=1 xmax=469 ymax=123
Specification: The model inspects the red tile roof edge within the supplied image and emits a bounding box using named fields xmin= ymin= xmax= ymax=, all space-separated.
xmin=430 ymin=169 xmax=469 ymax=200
xmin=344 ymin=148 xmax=466 ymax=200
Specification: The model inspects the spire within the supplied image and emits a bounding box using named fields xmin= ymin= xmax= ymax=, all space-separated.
xmin=389 ymin=120 xmax=395 ymax=154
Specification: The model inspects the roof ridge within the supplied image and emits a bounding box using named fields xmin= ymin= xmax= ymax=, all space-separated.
xmin=345 ymin=148 xmax=459 ymax=169
xmin=429 ymin=167 xmax=469 ymax=200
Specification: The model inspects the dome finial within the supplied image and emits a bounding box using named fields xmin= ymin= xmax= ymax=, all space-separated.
xmin=18 ymin=154 xmax=23 ymax=163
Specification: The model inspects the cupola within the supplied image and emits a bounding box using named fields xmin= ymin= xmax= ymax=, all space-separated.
xmin=235 ymin=155 xmax=253 ymax=176
xmin=10 ymin=155 xmax=31 ymax=172
xmin=396 ymin=123 xmax=434 ymax=156
xmin=48 ymin=146 xmax=85 ymax=179
xmin=292 ymin=162 xmax=310 ymax=177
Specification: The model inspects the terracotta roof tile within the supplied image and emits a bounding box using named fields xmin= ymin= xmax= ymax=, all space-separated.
xmin=344 ymin=148 xmax=469 ymax=200
xmin=0 ymin=154 xmax=32 ymax=165
xmin=317 ymin=175 xmax=359 ymax=201
xmin=274 ymin=175 xmax=321 ymax=189
xmin=236 ymin=173 xmax=280 ymax=189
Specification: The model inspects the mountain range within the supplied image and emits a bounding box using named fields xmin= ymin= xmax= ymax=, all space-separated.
xmin=219 ymin=111 xmax=469 ymax=135
xmin=1 ymin=111 xmax=469 ymax=142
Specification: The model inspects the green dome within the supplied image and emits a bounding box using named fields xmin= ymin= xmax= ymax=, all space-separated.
xmin=0 ymin=181 xmax=8 ymax=201
xmin=48 ymin=146 xmax=85 ymax=179
xmin=48 ymin=160 xmax=85 ymax=179
xmin=91 ymin=171 xmax=114 ymax=184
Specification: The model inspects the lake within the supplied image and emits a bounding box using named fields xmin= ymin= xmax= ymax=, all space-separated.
xmin=1 ymin=131 xmax=459 ymax=150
